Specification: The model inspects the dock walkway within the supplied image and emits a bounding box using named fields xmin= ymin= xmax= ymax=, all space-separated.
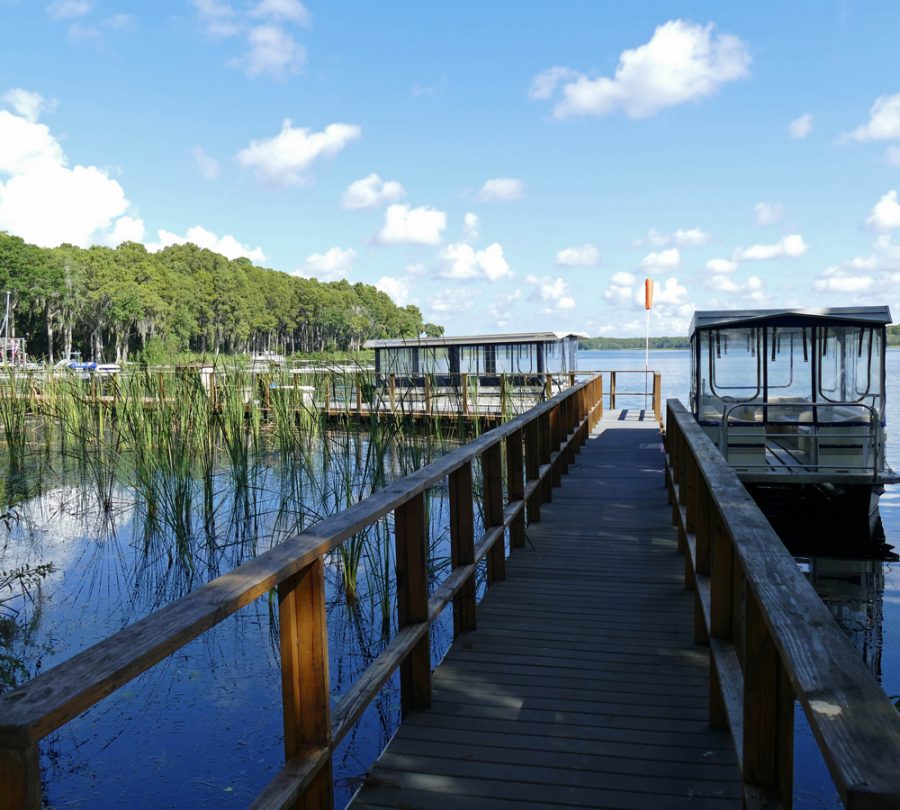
xmin=351 ymin=409 xmax=741 ymax=809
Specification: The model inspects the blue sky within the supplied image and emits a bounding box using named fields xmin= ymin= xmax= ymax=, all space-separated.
xmin=2 ymin=1 xmax=900 ymax=336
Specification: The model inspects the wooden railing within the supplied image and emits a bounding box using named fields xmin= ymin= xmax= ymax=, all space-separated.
xmin=0 ymin=375 xmax=605 ymax=809
xmin=665 ymin=399 xmax=900 ymax=809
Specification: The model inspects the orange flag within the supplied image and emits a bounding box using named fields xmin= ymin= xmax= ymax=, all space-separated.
xmin=644 ymin=278 xmax=653 ymax=310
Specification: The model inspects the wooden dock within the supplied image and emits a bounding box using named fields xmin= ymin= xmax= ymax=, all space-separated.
xmin=350 ymin=409 xmax=741 ymax=810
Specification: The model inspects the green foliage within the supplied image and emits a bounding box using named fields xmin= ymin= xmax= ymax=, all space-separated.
xmin=579 ymin=335 xmax=690 ymax=350
xmin=0 ymin=234 xmax=432 ymax=363
xmin=887 ymin=325 xmax=900 ymax=347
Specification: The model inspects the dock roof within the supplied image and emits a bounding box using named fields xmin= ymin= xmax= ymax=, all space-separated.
xmin=364 ymin=331 xmax=589 ymax=350
xmin=690 ymin=306 xmax=892 ymax=333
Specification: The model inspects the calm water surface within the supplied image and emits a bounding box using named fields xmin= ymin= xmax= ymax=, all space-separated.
xmin=3 ymin=352 xmax=897 ymax=808
xmin=582 ymin=348 xmax=900 ymax=809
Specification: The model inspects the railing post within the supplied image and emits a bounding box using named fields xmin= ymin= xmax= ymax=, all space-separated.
xmin=609 ymin=370 xmax=616 ymax=410
xmin=568 ymin=371 xmax=576 ymax=388
xmin=525 ymin=416 xmax=541 ymax=523
xmin=506 ymin=428 xmax=526 ymax=548
xmin=483 ymin=443 xmax=506 ymax=584
xmin=558 ymin=398 xmax=570 ymax=476
xmin=743 ymin=584 xmax=794 ymax=808
xmin=500 ymin=373 xmax=507 ymax=417
xmin=0 ymin=744 xmax=41 ymax=809
xmin=709 ymin=505 xmax=733 ymax=730
xmin=540 ymin=408 xmax=553 ymax=502
xmin=449 ymin=461 xmax=476 ymax=636
xmin=550 ymin=404 xmax=562 ymax=487
xmin=394 ymin=493 xmax=431 ymax=716
xmin=653 ymin=372 xmax=662 ymax=422
xmin=278 ymin=557 xmax=333 ymax=808
xmin=545 ymin=373 xmax=553 ymax=399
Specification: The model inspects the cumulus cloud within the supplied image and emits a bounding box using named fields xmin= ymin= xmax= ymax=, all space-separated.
xmin=2 ymin=89 xmax=55 ymax=123
xmin=439 ymin=242 xmax=512 ymax=281
xmin=462 ymin=212 xmax=479 ymax=242
xmin=557 ymin=244 xmax=600 ymax=266
xmin=47 ymin=0 xmax=92 ymax=20
xmin=104 ymin=215 xmax=145 ymax=246
xmin=706 ymin=258 xmax=737 ymax=273
xmin=234 ymin=25 xmax=305 ymax=79
xmin=644 ymin=227 xmax=709 ymax=247
xmin=845 ymin=93 xmax=900 ymax=142
xmin=604 ymin=272 xmax=635 ymax=304
xmin=811 ymin=235 xmax=900 ymax=298
xmin=646 ymin=277 xmax=689 ymax=307
xmin=147 ymin=225 xmax=266 ymax=262
xmin=487 ymin=288 xmax=524 ymax=328
xmin=477 ymin=177 xmax=524 ymax=202
xmin=375 ymin=276 xmax=412 ymax=306
xmin=526 ymin=274 xmax=576 ymax=312
xmin=377 ymin=203 xmax=446 ymax=246
xmin=531 ymin=20 xmax=750 ymax=119
xmin=866 ymin=190 xmax=900 ymax=231
xmin=193 ymin=0 xmax=309 ymax=78
xmin=341 ymin=172 xmax=404 ymax=209
xmin=0 ymin=105 xmax=135 ymax=248
xmin=707 ymin=273 xmax=765 ymax=301
xmin=428 ymin=289 xmax=475 ymax=316
xmin=788 ymin=113 xmax=813 ymax=139
xmin=294 ymin=246 xmax=355 ymax=281
xmin=733 ymin=234 xmax=807 ymax=261
xmin=192 ymin=146 xmax=221 ymax=181
xmin=236 ymin=119 xmax=361 ymax=186
xmin=250 ymin=0 xmax=311 ymax=26
xmin=754 ymin=201 xmax=784 ymax=226
xmin=640 ymin=247 xmax=680 ymax=273
xmin=814 ymin=269 xmax=873 ymax=293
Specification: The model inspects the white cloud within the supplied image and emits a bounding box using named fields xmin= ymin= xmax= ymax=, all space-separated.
xmin=439 ymin=242 xmax=511 ymax=281
xmin=525 ymin=274 xmax=576 ymax=312
xmin=845 ymin=93 xmax=900 ymax=142
xmin=2 ymin=89 xmax=55 ymax=123
xmin=236 ymin=119 xmax=361 ymax=186
xmin=644 ymin=227 xmax=709 ymax=247
xmin=340 ymin=173 xmax=404 ymax=210
xmin=0 ymin=108 xmax=132 ymax=248
xmin=294 ymin=246 xmax=355 ymax=281
xmin=47 ymin=0 xmax=92 ymax=20
xmin=788 ymin=113 xmax=813 ymax=139
xmin=375 ymin=276 xmax=411 ymax=306
xmin=428 ymin=289 xmax=474 ymax=316
xmin=477 ymin=177 xmax=524 ymax=202
xmin=866 ymin=190 xmax=900 ymax=232
xmin=147 ymin=225 xmax=266 ymax=262
xmin=532 ymin=20 xmax=750 ymax=119
xmin=734 ymin=234 xmax=807 ymax=261
xmin=192 ymin=0 xmax=240 ymax=38
xmin=886 ymin=146 xmax=900 ymax=168
xmin=463 ymin=212 xmax=479 ymax=242
xmin=192 ymin=146 xmax=221 ymax=181
xmin=377 ymin=203 xmax=446 ymax=246
xmin=486 ymin=289 xmax=524 ymax=328
xmin=250 ymin=0 xmax=311 ymax=26
xmin=640 ymin=247 xmax=680 ymax=273
xmin=104 ymin=215 xmax=145 ymax=246
xmin=707 ymin=274 xmax=765 ymax=301
xmin=557 ymin=244 xmax=599 ymax=266
xmin=611 ymin=271 xmax=636 ymax=285
xmin=813 ymin=270 xmax=873 ymax=293
xmin=604 ymin=272 xmax=634 ymax=304
xmin=754 ymin=201 xmax=784 ymax=226
xmin=647 ymin=277 xmax=689 ymax=306
xmin=706 ymin=258 xmax=737 ymax=273
xmin=235 ymin=25 xmax=305 ymax=79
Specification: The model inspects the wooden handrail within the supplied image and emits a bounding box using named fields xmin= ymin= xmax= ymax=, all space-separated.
xmin=0 ymin=374 xmax=606 ymax=809
xmin=664 ymin=399 xmax=900 ymax=809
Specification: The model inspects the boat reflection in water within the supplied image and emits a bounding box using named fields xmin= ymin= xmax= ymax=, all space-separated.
xmin=799 ymin=556 xmax=885 ymax=681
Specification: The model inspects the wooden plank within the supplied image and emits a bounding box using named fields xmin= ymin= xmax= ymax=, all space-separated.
xmin=505 ymin=428 xmax=525 ymax=548
xmin=449 ymin=461 xmax=476 ymax=637
xmin=482 ymin=443 xmax=506 ymax=584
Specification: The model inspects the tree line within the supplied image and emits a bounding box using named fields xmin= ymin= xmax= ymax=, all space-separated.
xmin=0 ymin=233 xmax=437 ymax=363
xmin=579 ymin=336 xmax=691 ymax=350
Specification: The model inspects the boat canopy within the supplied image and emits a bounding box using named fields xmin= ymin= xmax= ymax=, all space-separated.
xmin=365 ymin=331 xmax=587 ymax=378
xmin=690 ymin=306 xmax=891 ymax=333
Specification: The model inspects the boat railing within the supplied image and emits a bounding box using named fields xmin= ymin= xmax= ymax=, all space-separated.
xmin=665 ymin=399 xmax=900 ymax=807
xmin=718 ymin=401 xmax=884 ymax=479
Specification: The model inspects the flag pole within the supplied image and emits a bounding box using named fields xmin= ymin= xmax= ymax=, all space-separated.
xmin=643 ymin=279 xmax=652 ymax=413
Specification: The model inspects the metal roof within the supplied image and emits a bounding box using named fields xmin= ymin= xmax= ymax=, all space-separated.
xmin=364 ymin=331 xmax=589 ymax=350
xmin=690 ymin=306 xmax=892 ymax=333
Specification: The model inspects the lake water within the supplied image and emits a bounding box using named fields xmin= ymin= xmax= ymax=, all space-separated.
xmin=581 ymin=348 xmax=900 ymax=809
xmin=3 ymin=352 xmax=897 ymax=808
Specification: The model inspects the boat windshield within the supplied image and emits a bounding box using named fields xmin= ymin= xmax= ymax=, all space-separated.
xmin=693 ymin=324 xmax=884 ymax=423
